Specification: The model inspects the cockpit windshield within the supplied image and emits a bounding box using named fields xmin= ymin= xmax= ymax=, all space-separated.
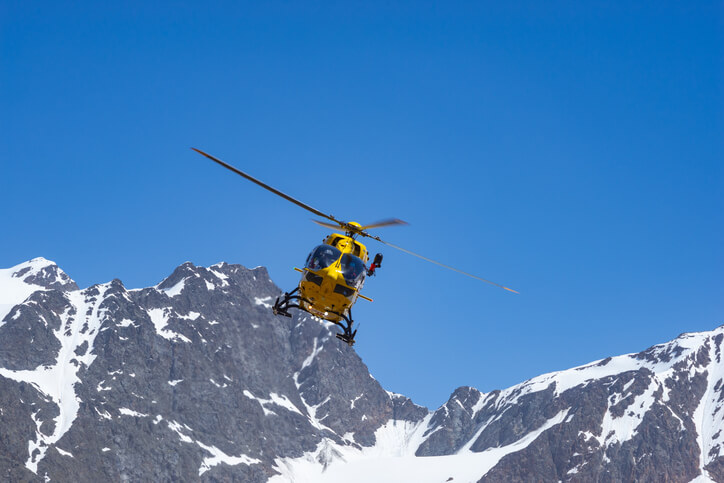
xmin=340 ymin=254 xmax=366 ymax=288
xmin=305 ymin=245 xmax=341 ymax=270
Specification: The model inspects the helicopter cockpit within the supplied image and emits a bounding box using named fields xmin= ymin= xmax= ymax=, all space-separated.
xmin=305 ymin=245 xmax=366 ymax=289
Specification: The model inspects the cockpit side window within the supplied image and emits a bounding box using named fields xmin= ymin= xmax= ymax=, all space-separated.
xmin=340 ymin=254 xmax=366 ymax=288
xmin=305 ymin=245 xmax=342 ymax=270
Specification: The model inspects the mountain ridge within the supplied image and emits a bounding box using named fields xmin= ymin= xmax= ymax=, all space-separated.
xmin=0 ymin=257 xmax=720 ymax=482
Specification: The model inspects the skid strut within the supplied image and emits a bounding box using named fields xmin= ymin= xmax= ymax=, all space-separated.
xmin=272 ymin=288 xmax=356 ymax=345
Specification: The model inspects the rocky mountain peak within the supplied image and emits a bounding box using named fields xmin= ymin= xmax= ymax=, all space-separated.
xmin=0 ymin=258 xmax=77 ymax=326
xmin=9 ymin=257 xmax=77 ymax=291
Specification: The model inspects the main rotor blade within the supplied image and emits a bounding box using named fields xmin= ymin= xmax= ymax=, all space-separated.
xmin=361 ymin=218 xmax=409 ymax=230
xmin=192 ymin=148 xmax=342 ymax=225
xmin=373 ymin=238 xmax=519 ymax=294
xmin=312 ymin=219 xmax=343 ymax=231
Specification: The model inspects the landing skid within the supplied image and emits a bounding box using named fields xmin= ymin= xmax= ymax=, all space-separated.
xmin=272 ymin=287 xmax=357 ymax=345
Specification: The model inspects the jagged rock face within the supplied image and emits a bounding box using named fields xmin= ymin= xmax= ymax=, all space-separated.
xmin=0 ymin=259 xmax=424 ymax=482
xmin=414 ymin=333 xmax=722 ymax=482
xmin=0 ymin=257 xmax=722 ymax=482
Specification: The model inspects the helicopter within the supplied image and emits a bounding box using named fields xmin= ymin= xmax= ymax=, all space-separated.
xmin=192 ymin=148 xmax=518 ymax=345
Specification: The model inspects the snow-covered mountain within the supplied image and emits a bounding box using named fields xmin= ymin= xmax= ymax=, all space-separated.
xmin=0 ymin=258 xmax=721 ymax=482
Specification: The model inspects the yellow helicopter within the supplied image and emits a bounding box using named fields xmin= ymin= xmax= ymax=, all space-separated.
xmin=192 ymin=148 xmax=518 ymax=345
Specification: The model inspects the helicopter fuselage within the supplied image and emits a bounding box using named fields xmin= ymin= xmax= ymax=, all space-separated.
xmin=297 ymin=232 xmax=369 ymax=323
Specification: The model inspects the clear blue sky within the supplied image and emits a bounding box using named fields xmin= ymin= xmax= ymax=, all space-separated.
xmin=2 ymin=1 xmax=722 ymax=409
